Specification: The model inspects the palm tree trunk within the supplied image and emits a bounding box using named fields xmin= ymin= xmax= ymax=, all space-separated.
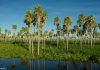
xmin=57 ymin=34 xmax=59 ymax=48
xmin=32 ymin=37 xmax=34 ymax=54
xmin=67 ymin=33 xmax=69 ymax=51
xmin=37 ymin=25 xmax=40 ymax=55
xmin=88 ymin=37 xmax=89 ymax=47
xmin=64 ymin=35 xmax=66 ymax=49
xmin=80 ymin=36 xmax=82 ymax=50
xmin=44 ymin=37 xmax=45 ymax=49
xmin=91 ymin=34 xmax=92 ymax=48
xmin=90 ymin=27 xmax=93 ymax=48
xmin=29 ymin=36 xmax=31 ymax=52
xmin=42 ymin=37 xmax=43 ymax=49
xmin=28 ymin=25 xmax=32 ymax=53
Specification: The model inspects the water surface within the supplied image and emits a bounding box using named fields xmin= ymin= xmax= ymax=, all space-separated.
xmin=0 ymin=59 xmax=100 ymax=70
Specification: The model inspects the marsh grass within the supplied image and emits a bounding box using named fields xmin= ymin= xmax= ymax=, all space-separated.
xmin=0 ymin=40 xmax=100 ymax=63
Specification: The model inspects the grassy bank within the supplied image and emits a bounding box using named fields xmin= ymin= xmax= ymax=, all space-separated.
xmin=0 ymin=40 xmax=100 ymax=63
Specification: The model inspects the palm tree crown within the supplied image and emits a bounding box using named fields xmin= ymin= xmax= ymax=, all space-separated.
xmin=77 ymin=14 xmax=85 ymax=27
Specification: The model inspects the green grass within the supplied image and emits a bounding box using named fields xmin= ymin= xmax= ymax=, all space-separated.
xmin=0 ymin=40 xmax=100 ymax=63
xmin=0 ymin=41 xmax=33 ymax=59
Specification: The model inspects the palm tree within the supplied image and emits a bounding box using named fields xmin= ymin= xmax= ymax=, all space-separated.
xmin=53 ymin=16 xmax=60 ymax=48
xmin=73 ymin=25 xmax=78 ymax=45
xmin=20 ymin=27 xmax=28 ymax=40
xmin=41 ymin=11 xmax=48 ymax=49
xmin=85 ymin=15 xmax=96 ymax=48
xmin=49 ymin=31 xmax=53 ymax=46
xmin=24 ymin=10 xmax=33 ymax=34
xmin=12 ymin=25 xmax=17 ymax=45
xmin=77 ymin=14 xmax=85 ymax=28
xmin=8 ymin=30 xmax=11 ymax=36
xmin=77 ymin=14 xmax=85 ymax=49
xmin=51 ymin=29 xmax=54 ymax=42
xmin=33 ymin=4 xmax=46 ymax=55
xmin=12 ymin=24 xmax=17 ymax=37
xmin=92 ymin=23 xmax=97 ymax=38
xmin=43 ymin=30 xmax=48 ymax=48
xmin=34 ymin=4 xmax=42 ymax=55
xmin=5 ymin=29 xmax=8 ymax=37
xmin=24 ymin=10 xmax=33 ymax=53
xmin=21 ymin=27 xmax=28 ymax=35
xmin=63 ymin=16 xmax=72 ymax=50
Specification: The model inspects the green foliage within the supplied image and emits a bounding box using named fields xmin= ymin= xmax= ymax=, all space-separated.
xmin=0 ymin=40 xmax=100 ymax=63
xmin=12 ymin=25 xmax=17 ymax=31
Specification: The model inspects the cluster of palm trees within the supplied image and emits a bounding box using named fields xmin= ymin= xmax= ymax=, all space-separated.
xmin=23 ymin=4 xmax=100 ymax=54
xmin=24 ymin=4 xmax=48 ymax=55
xmin=0 ymin=4 xmax=100 ymax=55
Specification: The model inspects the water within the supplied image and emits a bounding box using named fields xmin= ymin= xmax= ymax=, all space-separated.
xmin=0 ymin=59 xmax=100 ymax=70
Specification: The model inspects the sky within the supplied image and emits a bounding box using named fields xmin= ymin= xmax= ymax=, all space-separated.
xmin=0 ymin=0 xmax=100 ymax=33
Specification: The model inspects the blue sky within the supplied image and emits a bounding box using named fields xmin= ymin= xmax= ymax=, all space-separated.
xmin=0 ymin=0 xmax=100 ymax=33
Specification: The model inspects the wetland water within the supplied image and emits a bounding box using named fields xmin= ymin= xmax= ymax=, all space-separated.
xmin=0 ymin=59 xmax=100 ymax=70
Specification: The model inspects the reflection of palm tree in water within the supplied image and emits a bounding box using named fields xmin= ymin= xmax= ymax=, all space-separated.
xmin=83 ymin=62 xmax=90 ymax=70
xmin=73 ymin=62 xmax=78 ymax=70
xmin=37 ymin=59 xmax=40 ymax=70
xmin=11 ymin=54 xmax=16 ymax=69
xmin=63 ymin=62 xmax=69 ymax=70
xmin=11 ymin=62 xmax=16 ymax=70
xmin=56 ymin=55 xmax=61 ymax=70
xmin=29 ymin=59 xmax=34 ymax=70
xmin=43 ymin=59 xmax=45 ymax=70
xmin=21 ymin=59 xmax=33 ymax=70
xmin=56 ymin=62 xmax=60 ymax=70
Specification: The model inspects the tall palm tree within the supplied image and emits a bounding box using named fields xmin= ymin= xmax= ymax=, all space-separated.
xmin=63 ymin=16 xmax=72 ymax=50
xmin=41 ymin=11 xmax=48 ymax=49
xmin=12 ymin=24 xmax=17 ymax=37
xmin=8 ymin=30 xmax=11 ymax=36
xmin=12 ymin=25 xmax=17 ymax=45
xmin=77 ymin=14 xmax=85 ymax=49
xmin=53 ymin=16 xmax=60 ymax=48
xmin=33 ymin=4 xmax=45 ymax=55
xmin=24 ymin=10 xmax=33 ymax=53
xmin=51 ymin=29 xmax=54 ymax=42
xmin=24 ymin=10 xmax=33 ymax=34
xmin=73 ymin=25 xmax=78 ymax=45
xmin=85 ymin=15 xmax=96 ymax=48
xmin=34 ymin=4 xmax=42 ymax=55
xmin=49 ymin=29 xmax=54 ymax=46
xmin=5 ymin=29 xmax=8 ymax=37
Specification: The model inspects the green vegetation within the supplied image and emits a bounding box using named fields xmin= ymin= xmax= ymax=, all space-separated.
xmin=0 ymin=41 xmax=33 ymax=59
xmin=0 ymin=40 xmax=100 ymax=63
